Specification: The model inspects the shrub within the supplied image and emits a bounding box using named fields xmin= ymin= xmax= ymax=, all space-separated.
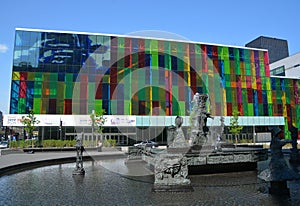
xmin=103 ymin=139 xmax=116 ymax=147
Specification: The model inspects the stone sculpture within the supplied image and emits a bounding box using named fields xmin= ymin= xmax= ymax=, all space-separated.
xmin=168 ymin=116 xmax=188 ymax=148
xmin=190 ymin=93 xmax=213 ymax=148
xmin=152 ymin=153 xmax=193 ymax=192
xmin=258 ymin=127 xmax=300 ymax=195
xmin=289 ymin=125 xmax=300 ymax=163
xmin=73 ymin=133 xmax=85 ymax=175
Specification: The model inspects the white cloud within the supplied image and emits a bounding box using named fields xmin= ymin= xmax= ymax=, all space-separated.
xmin=0 ymin=44 xmax=8 ymax=53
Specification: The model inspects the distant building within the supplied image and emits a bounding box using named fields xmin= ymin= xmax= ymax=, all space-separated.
xmin=245 ymin=36 xmax=289 ymax=64
xmin=0 ymin=111 xmax=3 ymax=127
xmin=270 ymin=52 xmax=300 ymax=78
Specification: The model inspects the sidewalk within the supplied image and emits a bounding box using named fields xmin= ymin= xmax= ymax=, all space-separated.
xmin=0 ymin=147 xmax=126 ymax=177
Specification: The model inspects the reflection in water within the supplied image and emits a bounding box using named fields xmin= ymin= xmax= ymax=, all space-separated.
xmin=0 ymin=158 xmax=298 ymax=206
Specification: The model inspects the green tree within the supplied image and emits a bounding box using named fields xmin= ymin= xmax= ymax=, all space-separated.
xmin=21 ymin=109 xmax=40 ymax=147
xmin=228 ymin=107 xmax=243 ymax=144
xmin=90 ymin=109 xmax=106 ymax=143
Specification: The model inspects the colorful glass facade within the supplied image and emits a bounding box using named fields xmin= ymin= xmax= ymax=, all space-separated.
xmin=10 ymin=29 xmax=300 ymax=138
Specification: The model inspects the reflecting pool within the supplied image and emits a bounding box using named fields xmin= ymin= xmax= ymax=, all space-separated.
xmin=0 ymin=158 xmax=299 ymax=206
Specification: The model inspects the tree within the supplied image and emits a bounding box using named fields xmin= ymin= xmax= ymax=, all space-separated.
xmin=21 ymin=109 xmax=40 ymax=147
xmin=228 ymin=107 xmax=243 ymax=144
xmin=90 ymin=109 xmax=106 ymax=144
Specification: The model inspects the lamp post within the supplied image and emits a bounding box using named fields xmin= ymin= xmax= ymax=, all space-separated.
xmin=91 ymin=110 xmax=95 ymax=146
xmin=59 ymin=119 xmax=63 ymax=141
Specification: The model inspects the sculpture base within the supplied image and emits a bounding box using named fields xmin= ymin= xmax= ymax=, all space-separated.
xmin=290 ymin=153 xmax=300 ymax=164
xmin=72 ymin=168 xmax=85 ymax=175
xmin=152 ymin=184 xmax=194 ymax=192
xmin=269 ymin=181 xmax=289 ymax=196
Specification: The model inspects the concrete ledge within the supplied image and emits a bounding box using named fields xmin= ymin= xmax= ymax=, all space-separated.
xmin=0 ymin=150 xmax=126 ymax=177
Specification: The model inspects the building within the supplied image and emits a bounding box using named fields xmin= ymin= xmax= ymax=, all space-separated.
xmin=270 ymin=52 xmax=300 ymax=78
xmin=3 ymin=28 xmax=300 ymax=145
xmin=245 ymin=36 xmax=289 ymax=64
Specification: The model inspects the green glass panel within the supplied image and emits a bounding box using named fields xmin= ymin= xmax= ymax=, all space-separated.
xmin=260 ymin=63 xmax=265 ymax=76
xmin=243 ymin=100 xmax=248 ymax=116
xmin=223 ymin=47 xmax=229 ymax=58
xmin=202 ymin=73 xmax=208 ymax=87
xmin=172 ymin=100 xmax=179 ymax=115
xmin=18 ymin=98 xmax=26 ymax=113
xmin=248 ymin=103 xmax=254 ymax=116
xmin=245 ymin=62 xmax=251 ymax=76
xmin=34 ymin=81 xmax=42 ymax=98
xmin=110 ymin=100 xmax=117 ymax=114
xmin=35 ymin=72 xmax=42 ymax=81
xmin=27 ymin=72 xmax=34 ymax=81
xmin=87 ymin=103 xmax=95 ymax=114
xmin=268 ymin=104 xmax=273 ymax=116
xmin=244 ymin=49 xmax=250 ymax=60
xmin=234 ymin=48 xmax=239 ymax=60
xmin=286 ymin=90 xmax=290 ymax=104
xmin=145 ymin=87 xmax=150 ymax=101
xmin=195 ymin=52 xmax=202 ymax=73
xmin=132 ymin=53 xmax=138 ymax=68
xmin=49 ymin=84 xmax=57 ymax=98
xmin=195 ymin=44 xmax=201 ymax=54
xmin=150 ymin=40 xmax=158 ymax=52
xmin=235 ymin=60 xmax=240 ymax=75
xmin=124 ymin=100 xmax=130 ymax=115
xmin=151 ymin=69 xmax=159 ymax=86
xmin=226 ymin=89 xmax=232 ymax=103
xmin=57 ymin=82 xmax=65 ymax=99
xmin=172 ymin=86 xmax=178 ymax=100
xmin=177 ymin=54 xmax=184 ymax=71
xmin=145 ymin=39 xmax=151 ymax=52
xmin=50 ymin=73 xmax=58 ymax=81
xmin=56 ymin=99 xmax=64 ymax=114
xmin=117 ymin=52 xmax=124 ymax=69
xmin=88 ymin=82 xmax=95 ymax=101
xmin=65 ymin=83 xmax=73 ymax=98
xmin=258 ymin=104 xmax=264 ymax=116
xmin=159 ymin=87 xmax=165 ymax=101
xmin=117 ymin=68 xmax=124 ymax=82
xmin=138 ymin=89 xmax=145 ymax=100
xmin=177 ymin=42 xmax=183 ymax=54
xmin=95 ymin=100 xmax=103 ymax=113
xmin=196 ymin=74 xmax=203 ymax=87
xmin=218 ymin=46 xmax=224 ymax=59
xmin=178 ymin=101 xmax=185 ymax=116
xmin=214 ymin=80 xmax=221 ymax=102
xmin=152 ymin=87 xmax=159 ymax=101
xmin=102 ymin=75 xmax=109 ymax=83
xmin=224 ymin=60 xmax=230 ymax=74
xmin=33 ymin=98 xmax=40 ymax=114
xmin=43 ymin=73 xmax=50 ymax=81
xmin=152 ymin=54 xmax=158 ymax=69
xmin=118 ymin=37 xmax=124 ymax=49
xmin=297 ymin=105 xmax=300 ymax=128
xmin=65 ymin=73 xmax=73 ymax=82
xmin=164 ymin=54 xmax=171 ymax=70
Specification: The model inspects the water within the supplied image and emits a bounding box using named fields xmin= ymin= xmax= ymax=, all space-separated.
xmin=0 ymin=158 xmax=299 ymax=206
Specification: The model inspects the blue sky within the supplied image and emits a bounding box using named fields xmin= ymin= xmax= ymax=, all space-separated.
xmin=0 ymin=0 xmax=299 ymax=114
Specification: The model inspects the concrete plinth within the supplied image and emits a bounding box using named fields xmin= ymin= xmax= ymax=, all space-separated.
xmin=269 ymin=181 xmax=289 ymax=196
xmin=152 ymin=184 xmax=194 ymax=192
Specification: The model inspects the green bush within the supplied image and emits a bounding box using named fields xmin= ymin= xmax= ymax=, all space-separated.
xmin=103 ymin=139 xmax=116 ymax=147
xmin=41 ymin=140 xmax=76 ymax=148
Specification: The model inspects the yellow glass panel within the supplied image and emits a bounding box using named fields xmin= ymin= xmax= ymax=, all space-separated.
xmin=12 ymin=72 xmax=20 ymax=80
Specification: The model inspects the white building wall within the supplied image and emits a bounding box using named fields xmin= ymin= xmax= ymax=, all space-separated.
xmin=270 ymin=52 xmax=300 ymax=78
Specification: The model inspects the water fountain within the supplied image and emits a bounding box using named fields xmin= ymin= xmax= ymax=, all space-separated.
xmin=150 ymin=93 xmax=268 ymax=192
